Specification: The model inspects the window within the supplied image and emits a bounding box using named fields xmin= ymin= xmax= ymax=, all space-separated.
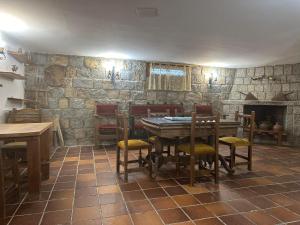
xmin=146 ymin=63 xmax=192 ymax=91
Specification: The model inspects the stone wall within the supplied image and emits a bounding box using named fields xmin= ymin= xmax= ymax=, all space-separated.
xmin=24 ymin=53 xmax=236 ymax=146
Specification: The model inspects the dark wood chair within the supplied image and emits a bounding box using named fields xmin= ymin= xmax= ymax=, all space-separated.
xmin=193 ymin=103 xmax=213 ymax=116
xmin=94 ymin=103 xmax=119 ymax=146
xmin=129 ymin=103 xmax=184 ymax=138
xmin=116 ymin=113 xmax=152 ymax=182
xmin=175 ymin=112 xmax=220 ymax=185
xmin=0 ymin=145 xmax=22 ymax=225
xmin=3 ymin=108 xmax=42 ymax=163
xmin=219 ymin=111 xmax=255 ymax=170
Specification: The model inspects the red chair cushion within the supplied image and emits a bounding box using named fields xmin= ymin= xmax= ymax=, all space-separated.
xmin=96 ymin=104 xmax=118 ymax=115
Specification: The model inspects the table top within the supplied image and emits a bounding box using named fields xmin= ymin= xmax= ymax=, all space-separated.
xmin=142 ymin=117 xmax=239 ymax=127
xmin=0 ymin=122 xmax=53 ymax=138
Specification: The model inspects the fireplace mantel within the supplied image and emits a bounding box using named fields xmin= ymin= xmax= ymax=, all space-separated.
xmin=222 ymin=100 xmax=300 ymax=106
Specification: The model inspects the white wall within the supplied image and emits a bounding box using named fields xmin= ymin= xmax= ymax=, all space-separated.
xmin=0 ymin=38 xmax=25 ymax=122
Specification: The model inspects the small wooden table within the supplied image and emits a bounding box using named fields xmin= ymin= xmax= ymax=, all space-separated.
xmin=141 ymin=117 xmax=240 ymax=174
xmin=0 ymin=122 xmax=53 ymax=194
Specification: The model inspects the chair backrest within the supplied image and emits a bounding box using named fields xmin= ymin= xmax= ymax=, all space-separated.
xmin=235 ymin=111 xmax=255 ymax=144
xmin=7 ymin=108 xmax=41 ymax=123
xmin=147 ymin=108 xmax=170 ymax=118
xmin=95 ymin=103 xmax=119 ymax=116
xmin=189 ymin=112 xmax=220 ymax=155
xmin=130 ymin=103 xmax=183 ymax=117
xmin=116 ymin=113 xmax=129 ymax=149
xmin=193 ymin=103 xmax=213 ymax=116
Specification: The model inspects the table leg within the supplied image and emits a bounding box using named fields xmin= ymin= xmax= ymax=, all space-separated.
xmin=0 ymin=151 xmax=5 ymax=225
xmin=41 ymin=129 xmax=50 ymax=180
xmin=27 ymin=136 xmax=41 ymax=194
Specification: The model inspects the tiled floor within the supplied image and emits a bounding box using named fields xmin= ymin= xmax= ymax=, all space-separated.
xmin=5 ymin=144 xmax=300 ymax=225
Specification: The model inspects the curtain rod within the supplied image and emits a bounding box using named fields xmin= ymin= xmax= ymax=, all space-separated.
xmin=149 ymin=61 xmax=197 ymax=67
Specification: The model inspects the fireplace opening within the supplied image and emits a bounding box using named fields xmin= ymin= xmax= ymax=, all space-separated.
xmin=243 ymin=105 xmax=287 ymax=130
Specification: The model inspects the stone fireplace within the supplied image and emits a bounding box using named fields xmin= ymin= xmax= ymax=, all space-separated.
xmin=243 ymin=105 xmax=287 ymax=130
xmin=222 ymin=100 xmax=300 ymax=146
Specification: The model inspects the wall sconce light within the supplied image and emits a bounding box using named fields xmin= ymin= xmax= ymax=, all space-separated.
xmin=103 ymin=60 xmax=123 ymax=84
xmin=0 ymin=47 xmax=6 ymax=60
xmin=208 ymin=73 xmax=218 ymax=88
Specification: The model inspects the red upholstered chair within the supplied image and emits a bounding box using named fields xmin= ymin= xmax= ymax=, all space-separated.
xmin=94 ymin=103 xmax=119 ymax=146
xmin=193 ymin=103 xmax=213 ymax=116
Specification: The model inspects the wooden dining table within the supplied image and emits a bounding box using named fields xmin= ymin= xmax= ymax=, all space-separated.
xmin=0 ymin=122 xmax=53 ymax=194
xmin=141 ymin=117 xmax=240 ymax=175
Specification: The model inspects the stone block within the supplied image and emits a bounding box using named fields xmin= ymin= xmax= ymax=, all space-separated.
xmin=85 ymin=99 xmax=95 ymax=109
xmin=66 ymin=66 xmax=77 ymax=78
xmin=229 ymin=92 xmax=241 ymax=100
xmin=70 ymin=98 xmax=85 ymax=109
xmin=48 ymin=87 xmax=64 ymax=98
xmin=48 ymin=98 xmax=58 ymax=109
xmin=84 ymin=57 xmax=101 ymax=69
xmin=234 ymin=78 xmax=244 ymax=85
xmin=31 ymin=53 xmax=48 ymax=65
xmin=94 ymin=80 xmax=113 ymax=89
xmin=282 ymin=84 xmax=290 ymax=92
xmin=247 ymin=68 xmax=255 ymax=77
xmin=119 ymin=90 xmax=130 ymax=100
xmin=284 ymin=64 xmax=292 ymax=75
xmin=265 ymin=66 xmax=274 ymax=76
xmin=74 ymin=128 xmax=85 ymax=139
xmin=69 ymin=56 xmax=84 ymax=67
xmin=255 ymin=67 xmax=265 ymax=76
xmin=247 ymin=85 xmax=255 ymax=92
xmin=293 ymin=63 xmax=300 ymax=75
xmin=73 ymin=79 xmax=93 ymax=88
xmin=70 ymin=119 xmax=84 ymax=128
xmin=254 ymin=85 xmax=264 ymax=92
xmin=59 ymin=98 xmax=69 ymax=109
xmin=60 ymin=119 xmax=70 ymax=129
xmin=49 ymin=55 xmax=69 ymax=66
xmin=274 ymin=65 xmax=284 ymax=75
xmin=243 ymin=78 xmax=251 ymax=85
xmin=236 ymin=68 xmax=247 ymax=78
xmin=84 ymin=118 xmax=94 ymax=128
xmin=44 ymin=65 xmax=66 ymax=87
xmin=65 ymin=87 xmax=76 ymax=97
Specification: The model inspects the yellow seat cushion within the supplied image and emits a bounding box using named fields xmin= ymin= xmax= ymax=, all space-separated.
xmin=3 ymin=142 xmax=27 ymax=150
xmin=118 ymin=139 xmax=150 ymax=149
xmin=219 ymin=137 xmax=250 ymax=146
xmin=177 ymin=143 xmax=215 ymax=155
xmin=148 ymin=136 xmax=156 ymax=143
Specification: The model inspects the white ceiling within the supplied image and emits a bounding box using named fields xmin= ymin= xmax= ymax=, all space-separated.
xmin=1 ymin=0 xmax=300 ymax=68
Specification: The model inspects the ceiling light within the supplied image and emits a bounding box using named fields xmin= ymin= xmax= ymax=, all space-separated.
xmin=136 ymin=8 xmax=158 ymax=18
xmin=98 ymin=52 xmax=129 ymax=59
xmin=0 ymin=12 xmax=28 ymax=32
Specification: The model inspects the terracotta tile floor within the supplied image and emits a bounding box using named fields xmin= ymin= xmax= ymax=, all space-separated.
xmin=5 ymin=144 xmax=300 ymax=225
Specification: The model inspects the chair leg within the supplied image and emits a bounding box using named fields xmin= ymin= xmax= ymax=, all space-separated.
xmin=248 ymin=145 xmax=252 ymax=171
xmin=229 ymin=145 xmax=235 ymax=169
xmin=167 ymin=145 xmax=171 ymax=156
xmin=175 ymin=146 xmax=180 ymax=176
xmin=190 ymin=155 xmax=195 ymax=186
xmin=12 ymin=156 xmax=20 ymax=198
xmin=116 ymin=147 xmax=120 ymax=174
xmin=124 ymin=149 xmax=128 ymax=182
xmin=148 ymin=146 xmax=152 ymax=178
xmin=214 ymin=154 xmax=219 ymax=184
xmin=138 ymin=148 xmax=142 ymax=168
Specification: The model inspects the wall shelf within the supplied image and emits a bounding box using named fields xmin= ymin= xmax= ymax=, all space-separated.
xmin=8 ymin=51 xmax=31 ymax=64
xmin=7 ymin=97 xmax=39 ymax=104
xmin=0 ymin=72 xmax=26 ymax=80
